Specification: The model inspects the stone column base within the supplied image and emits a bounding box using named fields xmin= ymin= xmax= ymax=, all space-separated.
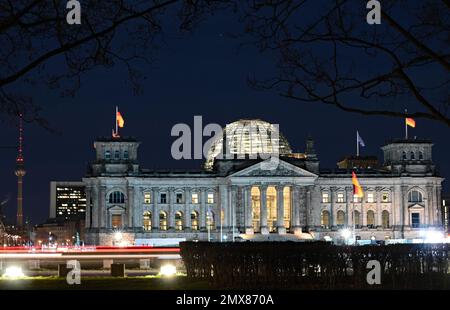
xmin=277 ymin=226 xmax=286 ymax=235
xmin=245 ymin=228 xmax=254 ymax=235
xmin=292 ymin=226 xmax=302 ymax=236
xmin=261 ymin=226 xmax=269 ymax=235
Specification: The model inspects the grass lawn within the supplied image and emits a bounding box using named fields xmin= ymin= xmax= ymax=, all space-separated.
xmin=0 ymin=275 xmax=211 ymax=290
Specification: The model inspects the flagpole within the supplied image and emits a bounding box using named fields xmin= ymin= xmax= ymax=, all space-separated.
xmin=356 ymin=131 xmax=359 ymax=157
xmin=405 ymin=109 xmax=408 ymax=139
xmin=115 ymin=106 xmax=118 ymax=136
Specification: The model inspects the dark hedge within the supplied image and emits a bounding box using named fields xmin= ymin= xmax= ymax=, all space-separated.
xmin=179 ymin=241 xmax=450 ymax=289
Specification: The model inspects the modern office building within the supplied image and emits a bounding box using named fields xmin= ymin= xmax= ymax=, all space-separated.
xmin=50 ymin=181 xmax=86 ymax=221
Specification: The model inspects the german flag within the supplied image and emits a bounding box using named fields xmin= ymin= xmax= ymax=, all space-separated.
xmin=116 ymin=111 xmax=125 ymax=128
xmin=352 ymin=171 xmax=364 ymax=198
xmin=406 ymin=117 xmax=416 ymax=128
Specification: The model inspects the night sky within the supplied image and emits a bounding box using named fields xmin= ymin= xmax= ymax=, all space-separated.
xmin=1 ymin=6 xmax=449 ymax=226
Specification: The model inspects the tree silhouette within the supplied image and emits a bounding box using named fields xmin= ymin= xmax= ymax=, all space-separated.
xmin=239 ymin=0 xmax=450 ymax=127
xmin=0 ymin=0 xmax=228 ymax=126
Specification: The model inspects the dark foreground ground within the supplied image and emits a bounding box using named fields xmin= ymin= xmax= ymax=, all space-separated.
xmin=0 ymin=275 xmax=210 ymax=290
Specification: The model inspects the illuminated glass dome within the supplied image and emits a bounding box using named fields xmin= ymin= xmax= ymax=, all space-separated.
xmin=204 ymin=119 xmax=292 ymax=170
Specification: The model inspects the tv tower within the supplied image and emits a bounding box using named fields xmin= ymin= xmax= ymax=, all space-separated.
xmin=14 ymin=114 xmax=26 ymax=228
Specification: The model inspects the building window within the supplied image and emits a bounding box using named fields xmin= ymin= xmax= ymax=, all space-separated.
xmin=353 ymin=210 xmax=361 ymax=228
xmin=367 ymin=192 xmax=374 ymax=203
xmin=160 ymin=193 xmax=167 ymax=204
xmin=144 ymin=192 xmax=151 ymax=204
xmin=321 ymin=210 xmax=330 ymax=228
xmin=411 ymin=213 xmax=420 ymax=228
xmin=207 ymin=211 xmax=215 ymax=230
xmin=191 ymin=193 xmax=199 ymax=204
xmin=337 ymin=210 xmax=345 ymax=226
xmin=367 ymin=210 xmax=375 ymax=228
xmin=419 ymin=152 xmax=423 ymax=160
xmin=159 ymin=211 xmax=167 ymax=231
xmin=109 ymin=191 xmax=125 ymax=204
xmin=408 ymin=190 xmax=423 ymax=203
xmin=105 ymin=150 xmax=111 ymax=160
xmin=322 ymin=192 xmax=329 ymax=203
xmin=191 ymin=211 xmax=199 ymax=231
xmin=123 ymin=150 xmax=129 ymax=159
xmin=176 ymin=193 xmax=183 ymax=204
xmin=207 ymin=193 xmax=214 ymax=204
xmin=402 ymin=151 xmax=407 ymax=160
xmin=382 ymin=210 xmax=390 ymax=228
xmin=410 ymin=152 xmax=415 ymax=160
xmin=337 ymin=192 xmax=345 ymax=203
xmin=111 ymin=214 xmax=122 ymax=229
xmin=143 ymin=211 xmax=151 ymax=231
xmin=175 ymin=211 xmax=183 ymax=231
xmin=381 ymin=192 xmax=390 ymax=202
xmin=114 ymin=150 xmax=120 ymax=159
xmin=353 ymin=194 xmax=361 ymax=203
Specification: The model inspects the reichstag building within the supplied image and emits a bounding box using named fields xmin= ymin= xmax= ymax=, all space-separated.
xmin=83 ymin=119 xmax=444 ymax=245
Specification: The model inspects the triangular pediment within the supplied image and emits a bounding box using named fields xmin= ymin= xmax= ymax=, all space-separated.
xmin=230 ymin=158 xmax=318 ymax=178
xmin=408 ymin=203 xmax=424 ymax=210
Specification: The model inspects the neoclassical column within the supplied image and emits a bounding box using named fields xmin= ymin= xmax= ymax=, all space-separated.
xmin=361 ymin=187 xmax=367 ymax=227
xmin=219 ymin=184 xmax=229 ymax=229
xmin=244 ymin=185 xmax=253 ymax=234
xmin=292 ymin=185 xmax=301 ymax=234
xmin=260 ymin=184 xmax=268 ymax=234
xmin=151 ymin=187 xmax=159 ymax=230
xmin=376 ymin=187 xmax=382 ymax=227
xmin=330 ymin=187 xmax=336 ymax=227
xmin=305 ymin=185 xmax=312 ymax=230
xmin=132 ymin=187 xmax=141 ymax=228
xmin=230 ymin=185 xmax=238 ymax=233
xmin=168 ymin=187 xmax=175 ymax=230
xmin=91 ymin=186 xmax=99 ymax=228
xmin=99 ymin=186 xmax=106 ymax=229
xmin=345 ymin=186 xmax=352 ymax=227
xmin=401 ymin=185 xmax=409 ymax=229
xmin=436 ymin=185 xmax=442 ymax=227
xmin=200 ymin=188 xmax=207 ymax=230
xmin=426 ymin=185 xmax=433 ymax=226
xmin=184 ymin=187 xmax=191 ymax=230
xmin=276 ymin=184 xmax=285 ymax=234
xmin=127 ymin=186 xmax=134 ymax=228
xmin=85 ymin=186 xmax=92 ymax=229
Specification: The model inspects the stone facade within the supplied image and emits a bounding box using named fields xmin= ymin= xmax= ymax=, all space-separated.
xmin=83 ymin=125 xmax=445 ymax=246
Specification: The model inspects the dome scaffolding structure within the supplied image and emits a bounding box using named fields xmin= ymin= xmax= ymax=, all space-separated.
xmin=204 ymin=119 xmax=292 ymax=170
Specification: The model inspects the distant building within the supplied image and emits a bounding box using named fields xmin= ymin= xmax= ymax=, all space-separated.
xmin=50 ymin=181 xmax=86 ymax=221
xmin=337 ymin=155 xmax=379 ymax=170
xmin=33 ymin=218 xmax=85 ymax=246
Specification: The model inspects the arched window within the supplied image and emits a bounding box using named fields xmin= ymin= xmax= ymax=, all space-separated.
xmin=419 ymin=151 xmax=423 ymax=160
xmin=105 ymin=150 xmax=111 ymax=159
xmin=321 ymin=210 xmax=330 ymax=228
xmin=353 ymin=210 xmax=361 ymax=228
xmin=114 ymin=150 xmax=120 ymax=159
xmin=143 ymin=211 xmax=151 ymax=231
xmin=410 ymin=152 xmax=415 ymax=160
xmin=337 ymin=210 xmax=345 ymax=226
xmin=175 ymin=211 xmax=183 ymax=231
xmin=408 ymin=190 xmax=423 ymax=203
xmin=109 ymin=191 xmax=125 ymax=204
xmin=382 ymin=210 xmax=390 ymax=228
xmin=367 ymin=210 xmax=375 ymax=228
xmin=402 ymin=151 xmax=407 ymax=160
xmin=159 ymin=211 xmax=167 ymax=231
xmin=123 ymin=150 xmax=129 ymax=159
xmin=207 ymin=211 xmax=215 ymax=230
xmin=191 ymin=211 xmax=199 ymax=231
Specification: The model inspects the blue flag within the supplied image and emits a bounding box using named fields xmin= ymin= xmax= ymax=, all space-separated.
xmin=357 ymin=131 xmax=365 ymax=147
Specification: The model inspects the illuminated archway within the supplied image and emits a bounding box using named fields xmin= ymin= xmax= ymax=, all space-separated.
xmin=251 ymin=186 xmax=260 ymax=232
